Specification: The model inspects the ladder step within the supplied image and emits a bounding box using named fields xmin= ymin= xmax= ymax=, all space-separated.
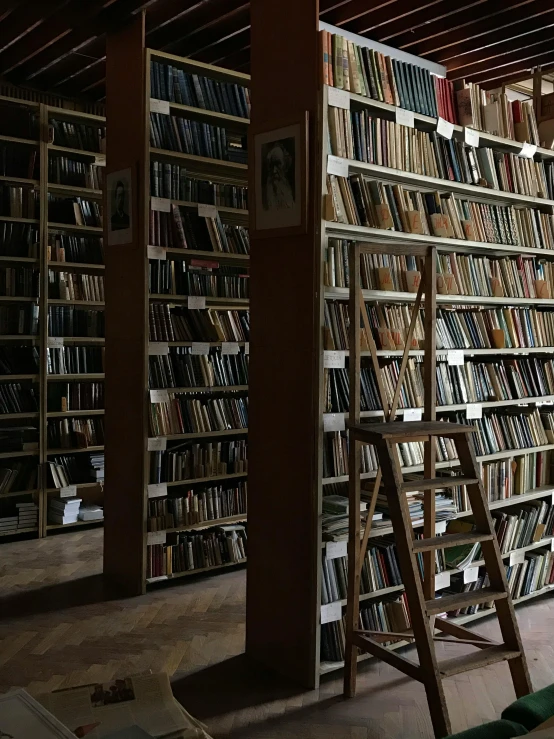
xmin=401 ymin=476 xmax=479 ymax=492
xmin=426 ymin=587 xmax=507 ymax=616
xmin=438 ymin=646 xmax=521 ymax=677
xmin=413 ymin=532 xmax=493 ymax=553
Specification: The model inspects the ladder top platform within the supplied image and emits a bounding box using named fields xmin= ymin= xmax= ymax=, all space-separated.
xmin=349 ymin=420 xmax=476 ymax=443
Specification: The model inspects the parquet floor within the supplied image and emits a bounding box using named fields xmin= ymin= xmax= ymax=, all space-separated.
xmin=1 ymin=529 xmax=554 ymax=738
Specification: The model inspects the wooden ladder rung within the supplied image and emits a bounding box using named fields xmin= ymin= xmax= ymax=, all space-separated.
xmin=401 ymin=476 xmax=480 ymax=492
xmin=426 ymin=587 xmax=508 ymax=616
xmin=413 ymin=532 xmax=493 ymax=553
xmin=438 ymin=646 xmax=521 ymax=677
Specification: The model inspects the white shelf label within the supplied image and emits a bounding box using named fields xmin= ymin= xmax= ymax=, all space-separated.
xmin=147 ymin=531 xmax=167 ymax=545
xmin=222 ymin=342 xmax=240 ymax=355
xmin=328 ymin=86 xmax=350 ymax=110
xmin=464 ymin=566 xmax=479 ymax=584
xmin=464 ymin=128 xmax=480 ymax=147
xmin=188 ymin=296 xmax=206 ymax=309
xmin=327 ymin=155 xmax=349 ymax=178
xmin=147 ymin=482 xmax=168 ymax=499
xmin=59 ymin=485 xmax=77 ymax=498
xmin=447 ymin=349 xmax=465 ymax=366
xmin=395 ymin=107 xmax=415 ymax=128
xmin=148 ymin=342 xmax=169 ymax=356
xmin=191 ymin=342 xmax=210 ymax=355
xmin=321 ymin=601 xmax=342 ymax=624
xmin=198 ymin=203 xmax=218 ymax=218
xmin=437 ymin=117 xmax=454 ymax=140
xmin=435 ymin=571 xmax=451 ymax=591
xmin=324 ymin=350 xmax=346 ymax=369
xmin=150 ymin=98 xmax=170 ymax=115
xmin=147 ymin=437 xmax=167 ymax=452
xmin=151 ymin=196 xmax=171 ymax=212
xmin=47 ymin=337 xmax=64 ymax=348
xmin=551 ymin=537 xmax=554 ymax=552
xmin=404 ymin=408 xmax=422 ymax=422
xmin=94 ymin=154 xmax=106 ymax=166
xmin=466 ymin=403 xmax=482 ymax=419
xmin=244 ymin=342 xmax=250 ymax=355
xmin=520 ymin=143 xmax=537 ymax=159
xmin=150 ymin=389 xmax=169 ymax=404
xmin=147 ymin=246 xmax=167 ymax=260
xmin=510 ymin=550 xmax=526 ymax=566
xmin=326 ymin=540 xmax=348 ymax=560
xmin=435 ymin=520 xmax=447 ymax=535
xmin=323 ymin=413 xmax=346 ymax=432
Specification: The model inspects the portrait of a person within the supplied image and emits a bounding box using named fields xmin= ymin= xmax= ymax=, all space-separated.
xmin=111 ymin=180 xmax=130 ymax=231
xmin=262 ymin=140 xmax=295 ymax=211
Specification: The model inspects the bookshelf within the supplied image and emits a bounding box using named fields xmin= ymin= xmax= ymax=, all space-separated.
xmin=103 ymin=16 xmax=250 ymax=595
xmin=246 ymin=11 xmax=554 ymax=689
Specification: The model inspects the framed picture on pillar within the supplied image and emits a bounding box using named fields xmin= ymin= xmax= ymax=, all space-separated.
xmin=251 ymin=113 xmax=308 ymax=237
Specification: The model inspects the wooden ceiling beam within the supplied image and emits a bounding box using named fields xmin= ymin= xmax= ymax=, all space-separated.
xmin=145 ymin=0 xmax=205 ymax=35
xmin=457 ymin=48 xmax=554 ymax=86
xmin=162 ymin=5 xmax=250 ymax=56
xmin=0 ymin=0 xmax=71 ymax=54
xmin=208 ymin=45 xmax=250 ymax=72
xmin=0 ymin=1 xmax=21 ymax=25
xmin=320 ymin=0 xmax=406 ymax=27
xmin=193 ymin=27 xmax=250 ymax=65
xmin=35 ymin=38 xmax=105 ymax=93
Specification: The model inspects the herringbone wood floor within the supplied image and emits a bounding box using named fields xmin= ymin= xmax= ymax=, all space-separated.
xmin=1 ymin=529 xmax=553 ymax=738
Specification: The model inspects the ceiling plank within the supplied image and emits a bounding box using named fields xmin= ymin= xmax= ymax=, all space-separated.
xmin=0 ymin=1 xmax=20 ymax=25
xmin=25 ymin=38 xmax=105 ymax=91
xmin=0 ymin=0 xmax=71 ymax=55
xmin=193 ymin=27 xmax=250 ymax=64
xmin=321 ymin=0 xmax=406 ymax=27
xmin=456 ymin=47 xmax=554 ymax=85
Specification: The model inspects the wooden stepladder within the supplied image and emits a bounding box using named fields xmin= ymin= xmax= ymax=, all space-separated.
xmin=343 ymin=242 xmax=532 ymax=738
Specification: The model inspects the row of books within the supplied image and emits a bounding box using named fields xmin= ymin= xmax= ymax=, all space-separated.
xmin=150 ymin=113 xmax=248 ymax=164
xmin=149 ymin=261 xmax=249 ymax=299
xmin=149 ymin=439 xmax=247 ymax=483
xmin=47 ymin=195 xmax=102 ymax=228
xmin=328 ymin=174 xmax=554 ymax=250
xmin=149 ymin=393 xmax=248 ymax=436
xmin=150 ymin=60 xmax=250 ymax=119
xmin=147 ymin=482 xmax=247 ymax=531
xmin=46 ymin=346 xmax=104 ymax=375
xmin=47 ymin=381 xmax=104 ymax=412
xmin=48 ymin=157 xmax=103 ymax=190
xmin=0 ymin=222 xmax=38 ymax=258
xmin=0 ymin=102 xmax=38 ymax=139
xmin=0 ymin=501 xmax=38 ymax=534
xmin=0 ymin=383 xmax=38 ymax=415
xmin=49 ymin=119 xmax=104 ymax=154
xmin=492 ymin=499 xmax=554 ymax=555
xmin=48 ymin=270 xmax=104 ymax=302
xmin=0 ymin=267 xmax=38 ymax=297
xmin=48 ymin=234 xmax=104 ymax=265
xmin=0 ymin=144 xmax=37 ymax=180
xmin=149 ymin=207 xmax=249 ymax=255
xmin=328 ymin=107 xmax=552 ymax=199
xmin=48 ymin=305 xmax=104 ymax=337
xmin=0 ymin=346 xmax=39 ymax=374
xmin=48 ymin=452 xmax=104 ymax=487
xmin=0 ymin=185 xmax=38 ymax=219
xmin=149 ymin=305 xmax=249 ymax=343
xmin=0 ymin=426 xmax=38 ymax=453
xmin=46 ymin=417 xmax=104 ymax=450
xmin=0 ymin=461 xmax=38 ymax=495
xmin=148 ymin=349 xmax=248 ymax=389
xmin=0 ymin=304 xmax=38 ymax=335
xmin=469 ymin=409 xmax=553 ymax=457
xmin=150 ymin=162 xmax=248 ymax=208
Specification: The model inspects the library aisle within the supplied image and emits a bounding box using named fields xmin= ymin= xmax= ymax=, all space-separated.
xmin=0 ymin=529 xmax=553 ymax=739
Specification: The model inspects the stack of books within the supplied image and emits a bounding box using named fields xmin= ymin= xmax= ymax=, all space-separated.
xmin=48 ymin=496 xmax=82 ymax=525
xmin=89 ymin=452 xmax=104 ymax=482
xmin=16 ymin=501 xmax=38 ymax=529
xmin=0 ymin=514 xmax=18 ymax=535
xmin=78 ymin=503 xmax=103 ymax=521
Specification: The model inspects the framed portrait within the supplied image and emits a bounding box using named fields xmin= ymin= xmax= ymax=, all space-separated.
xmin=107 ymin=168 xmax=133 ymax=246
xmin=252 ymin=113 xmax=308 ymax=237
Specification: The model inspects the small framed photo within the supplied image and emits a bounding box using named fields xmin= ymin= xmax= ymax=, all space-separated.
xmin=107 ymin=167 xmax=133 ymax=246
xmin=252 ymin=113 xmax=308 ymax=237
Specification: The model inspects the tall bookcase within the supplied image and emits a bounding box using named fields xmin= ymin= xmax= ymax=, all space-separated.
xmin=0 ymin=92 xmax=106 ymax=542
xmin=246 ymin=8 xmax=554 ymax=688
xmin=104 ymin=16 xmax=250 ymax=596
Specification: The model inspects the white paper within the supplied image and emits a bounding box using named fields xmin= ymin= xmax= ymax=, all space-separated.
xmin=147 ymin=531 xmax=167 ymax=545
xmin=435 ymin=520 xmax=447 ymax=535
xmin=321 ymin=601 xmax=342 ymax=624
xmin=395 ymin=107 xmax=415 ymax=128
xmin=0 ymin=690 xmax=75 ymax=739
xmin=147 ymin=482 xmax=168 ymax=498
xmin=191 ymin=342 xmax=210 ymax=355
xmin=148 ymin=342 xmax=169 ymax=356
xmin=328 ymin=86 xmax=350 ymax=110
xmin=327 ymin=155 xmax=349 ymax=177
xmin=151 ymin=196 xmax=171 ymax=212
xmin=326 ymin=540 xmax=348 ymax=560
xmin=198 ymin=203 xmax=218 ymax=218
xmin=437 ymin=117 xmax=454 ymax=140
xmin=150 ymin=389 xmax=169 ymax=404
xmin=404 ymin=408 xmax=423 ymax=421
xmin=466 ymin=403 xmax=482 ymax=419
xmin=464 ymin=566 xmax=479 ymax=584
xmin=147 ymin=437 xmax=167 ymax=452
xmin=244 ymin=342 xmax=250 ymax=355
xmin=520 ymin=142 xmax=537 ymax=159
xmin=551 ymin=538 xmax=554 ymax=552
xmin=94 ymin=154 xmax=106 ymax=166
xmin=323 ymin=413 xmax=346 ymax=432
xmin=324 ymin=350 xmax=346 ymax=369
xmin=48 ymin=337 xmax=64 ymax=348
xmin=447 ymin=349 xmax=465 ymax=366
xmin=510 ymin=549 xmax=526 ymax=566
xmin=222 ymin=342 xmax=240 ymax=355
xmin=435 ymin=571 xmax=451 ymax=591
xmin=187 ymin=296 xmax=206 ymax=309
xmin=147 ymin=246 xmax=167 ymax=260
xmin=464 ymin=128 xmax=480 ymax=147
xmin=59 ymin=485 xmax=77 ymax=498
xmin=150 ymin=98 xmax=170 ymax=115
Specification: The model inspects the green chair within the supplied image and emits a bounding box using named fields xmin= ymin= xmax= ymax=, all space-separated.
xmin=448 ymin=719 xmax=527 ymax=739
xmin=502 ymin=683 xmax=554 ymax=731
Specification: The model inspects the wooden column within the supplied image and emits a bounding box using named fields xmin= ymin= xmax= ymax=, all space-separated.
xmin=103 ymin=12 xmax=148 ymax=596
xmin=246 ymin=0 xmax=322 ymax=687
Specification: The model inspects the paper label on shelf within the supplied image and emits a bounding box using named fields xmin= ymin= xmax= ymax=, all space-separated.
xmin=520 ymin=143 xmax=537 ymax=159
xmin=435 ymin=520 xmax=447 ymax=535
xmin=148 ymin=342 xmax=169 ymax=356
xmin=551 ymin=537 xmax=554 ymax=552
xmin=222 ymin=342 xmax=240 ymax=355
xmin=151 ymin=196 xmax=171 ymax=212
xmin=150 ymin=98 xmax=170 ymax=115
xmin=147 ymin=246 xmax=167 ymax=260
xmin=395 ymin=107 xmax=415 ymax=128
xmin=323 ymin=413 xmax=346 ymax=432
xmin=328 ymin=86 xmax=350 ymax=110
xmin=147 ymin=437 xmax=167 ymax=452
xmin=198 ymin=203 xmax=218 ymax=219
xmin=326 ymin=540 xmax=348 ymax=560
xmin=150 ymin=389 xmax=169 ymax=404
xmin=324 ymin=350 xmax=346 ymax=369
xmin=436 ymin=117 xmax=454 ymax=140
xmin=59 ymin=485 xmax=77 ymax=499
xmin=464 ymin=128 xmax=480 ymax=147
xmin=47 ymin=337 xmax=64 ymax=348
xmin=447 ymin=349 xmax=465 ymax=366
xmin=327 ymin=155 xmax=349 ymax=178
xmin=403 ymin=408 xmax=423 ymax=422
xmin=187 ymin=296 xmax=206 ymax=309
xmin=464 ymin=566 xmax=479 ymax=584
xmin=244 ymin=342 xmax=250 ymax=355
xmin=466 ymin=403 xmax=482 ymax=419
xmin=94 ymin=154 xmax=106 ymax=166
xmin=321 ymin=601 xmax=342 ymax=624
xmin=147 ymin=531 xmax=167 ymax=545
xmin=147 ymin=482 xmax=168 ymax=498
xmin=435 ymin=571 xmax=451 ymax=591
xmin=191 ymin=342 xmax=210 ymax=355
xmin=510 ymin=550 xmax=526 ymax=566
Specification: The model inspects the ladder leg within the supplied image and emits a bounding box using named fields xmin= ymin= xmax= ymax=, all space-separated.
xmin=378 ymin=439 xmax=451 ymax=738
xmin=344 ymin=436 xmax=362 ymax=698
xmin=456 ymin=433 xmax=532 ymax=698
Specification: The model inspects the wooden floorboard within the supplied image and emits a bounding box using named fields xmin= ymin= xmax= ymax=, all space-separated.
xmin=1 ymin=530 xmax=553 ymax=738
